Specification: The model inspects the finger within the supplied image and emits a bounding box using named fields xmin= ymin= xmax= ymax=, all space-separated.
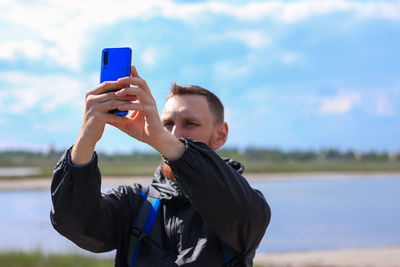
xmin=130 ymin=65 xmax=140 ymax=78
xmin=115 ymin=86 xmax=150 ymax=102
xmin=88 ymin=81 xmax=125 ymax=96
xmin=104 ymin=113 xmax=130 ymax=128
xmin=106 ymin=114 xmax=141 ymax=133
xmin=117 ymin=102 xmax=149 ymax=113
xmin=87 ymin=91 xmax=137 ymax=106
xmin=92 ymin=99 xmax=135 ymax=113
xmin=117 ymin=76 xmax=150 ymax=93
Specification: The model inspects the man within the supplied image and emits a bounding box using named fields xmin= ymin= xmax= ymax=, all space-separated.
xmin=50 ymin=66 xmax=271 ymax=266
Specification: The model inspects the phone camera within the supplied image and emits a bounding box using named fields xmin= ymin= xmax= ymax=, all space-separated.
xmin=103 ymin=51 xmax=108 ymax=65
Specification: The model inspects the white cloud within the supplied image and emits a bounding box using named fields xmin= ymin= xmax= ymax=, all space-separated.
xmin=319 ymin=91 xmax=360 ymax=114
xmin=224 ymin=30 xmax=271 ymax=49
xmin=0 ymin=72 xmax=88 ymax=114
xmin=213 ymin=60 xmax=250 ymax=80
xmin=158 ymin=1 xmax=400 ymax=23
xmin=0 ymin=0 xmax=161 ymax=70
xmin=282 ymin=52 xmax=302 ymax=65
xmin=0 ymin=40 xmax=45 ymax=60
xmin=1 ymin=0 xmax=399 ymax=71
xmin=141 ymin=47 xmax=157 ymax=66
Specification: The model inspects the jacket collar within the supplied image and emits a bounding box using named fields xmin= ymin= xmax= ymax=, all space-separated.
xmin=148 ymin=158 xmax=244 ymax=201
xmin=148 ymin=165 xmax=185 ymax=201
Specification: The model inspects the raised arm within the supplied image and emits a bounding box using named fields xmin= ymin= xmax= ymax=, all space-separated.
xmin=164 ymin=139 xmax=271 ymax=258
xmin=51 ymin=67 xmax=150 ymax=252
xmin=50 ymin=149 xmax=144 ymax=253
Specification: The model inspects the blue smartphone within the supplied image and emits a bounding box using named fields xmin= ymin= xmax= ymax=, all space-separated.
xmin=100 ymin=47 xmax=132 ymax=116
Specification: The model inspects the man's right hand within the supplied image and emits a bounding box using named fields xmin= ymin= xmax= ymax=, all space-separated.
xmin=70 ymin=81 xmax=137 ymax=165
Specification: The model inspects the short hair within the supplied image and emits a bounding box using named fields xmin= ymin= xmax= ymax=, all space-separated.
xmin=167 ymin=82 xmax=224 ymax=124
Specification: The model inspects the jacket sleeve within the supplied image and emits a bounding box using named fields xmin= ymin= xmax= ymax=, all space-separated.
xmin=163 ymin=139 xmax=271 ymax=258
xmin=50 ymin=148 xmax=143 ymax=253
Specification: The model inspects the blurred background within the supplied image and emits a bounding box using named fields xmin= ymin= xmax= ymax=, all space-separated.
xmin=0 ymin=0 xmax=399 ymax=266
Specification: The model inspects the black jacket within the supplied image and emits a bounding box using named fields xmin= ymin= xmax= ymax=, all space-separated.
xmin=50 ymin=139 xmax=271 ymax=266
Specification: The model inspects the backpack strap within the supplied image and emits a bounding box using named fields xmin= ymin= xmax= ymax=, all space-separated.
xmin=220 ymin=240 xmax=241 ymax=267
xmin=126 ymin=192 xmax=161 ymax=267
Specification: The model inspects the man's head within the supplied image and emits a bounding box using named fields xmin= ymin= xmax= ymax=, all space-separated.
xmin=161 ymin=82 xmax=228 ymax=151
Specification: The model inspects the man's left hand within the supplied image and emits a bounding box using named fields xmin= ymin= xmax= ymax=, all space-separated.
xmin=108 ymin=66 xmax=185 ymax=160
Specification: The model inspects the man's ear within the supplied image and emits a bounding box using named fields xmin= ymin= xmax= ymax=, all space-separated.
xmin=211 ymin=122 xmax=228 ymax=151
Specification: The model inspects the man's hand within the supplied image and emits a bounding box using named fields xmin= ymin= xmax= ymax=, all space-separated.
xmin=71 ymin=80 xmax=137 ymax=165
xmin=109 ymin=66 xmax=185 ymax=160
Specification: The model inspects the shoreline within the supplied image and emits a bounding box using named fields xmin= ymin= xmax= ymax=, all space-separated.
xmin=1 ymin=245 xmax=398 ymax=266
xmin=0 ymin=171 xmax=399 ymax=191
xmin=254 ymin=245 xmax=400 ymax=267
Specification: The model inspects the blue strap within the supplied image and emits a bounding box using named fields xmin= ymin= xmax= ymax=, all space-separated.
xmin=130 ymin=244 xmax=141 ymax=267
xmin=143 ymin=198 xmax=160 ymax=234
xmin=138 ymin=191 xmax=161 ymax=235
xmin=220 ymin=240 xmax=240 ymax=266
xmin=129 ymin=192 xmax=160 ymax=267
xmin=220 ymin=240 xmax=230 ymax=264
xmin=130 ymin=192 xmax=147 ymax=267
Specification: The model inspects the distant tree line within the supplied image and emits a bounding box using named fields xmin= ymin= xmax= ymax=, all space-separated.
xmin=0 ymin=147 xmax=399 ymax=164
xmin=217 ymin=148 xmax=399 ymax=162
xmin=0 ymin=150 xmax=63 ymax=165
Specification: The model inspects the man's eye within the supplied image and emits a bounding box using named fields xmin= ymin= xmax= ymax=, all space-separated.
xmin=163 ymin=122 xmax=173 ymax=128
xmin=185 ymin=122 xmax=197 ymax=127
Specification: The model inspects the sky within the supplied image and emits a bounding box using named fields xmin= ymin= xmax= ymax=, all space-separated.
xmin=0 ymin=0 xmax=399 ymax=153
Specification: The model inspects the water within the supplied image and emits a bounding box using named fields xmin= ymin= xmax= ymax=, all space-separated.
xmin=0 ymin=174 xmax=399 ymax=257
xmin=0 ymin=167 xmax=40 ymax=177
xmin=253 ymin=175 xmax=400 ymax=252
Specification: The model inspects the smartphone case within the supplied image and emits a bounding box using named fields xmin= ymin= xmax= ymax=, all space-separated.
xmin=100 ymin=47 xmax=132 ymax=116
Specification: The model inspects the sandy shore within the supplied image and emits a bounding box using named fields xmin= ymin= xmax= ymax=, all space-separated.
xmin=0 ymin=172 xmax=399 ymax=191
xmin=254 ymin=246 xmax=400 ymax=267
xmin=0 ymin=176 xmax=150 ymax=191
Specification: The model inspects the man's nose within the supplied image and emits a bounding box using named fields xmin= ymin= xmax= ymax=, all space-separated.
xmin=171 ymin=125 xmax=184 ymax=138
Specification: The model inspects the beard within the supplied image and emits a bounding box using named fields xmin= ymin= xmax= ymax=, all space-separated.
xmin=161 ymin=135 xmax=214 ymax=182
xmin=161 ymin=161 xmax=175 ymax=182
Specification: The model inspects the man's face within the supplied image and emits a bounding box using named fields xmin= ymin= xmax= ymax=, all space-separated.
xmin=161 ymin=94 xmax=228 ymax=181
xmin=161 ymin=94 xmax=216 ymax=147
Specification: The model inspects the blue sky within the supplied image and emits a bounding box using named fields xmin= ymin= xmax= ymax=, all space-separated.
xmin=0 ymin=0 xmax=399 ymax=153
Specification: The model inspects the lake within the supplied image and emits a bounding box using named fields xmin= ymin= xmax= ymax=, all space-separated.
xmin=0 ymin=174 xmax=399 ymax=258
xmin=0 ymin=167 xmax=40 ymax=177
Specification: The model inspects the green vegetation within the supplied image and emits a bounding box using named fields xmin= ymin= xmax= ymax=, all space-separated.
xmin=0 ymin=148 xmax=399 ymax=179
xmin=0 ymin=251 xmax=114 ymax=267
xmin=0 ymin=251 xmax=269 ymax=267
